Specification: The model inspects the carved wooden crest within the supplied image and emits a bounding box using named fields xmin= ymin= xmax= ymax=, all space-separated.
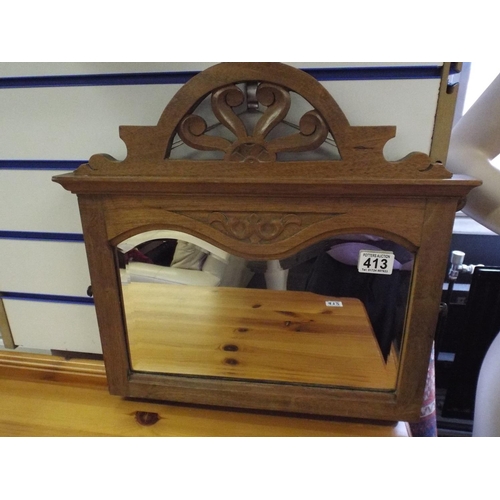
xmin=177 ymin=83 xmax=329 ymax=162
xmin=75 ymin=62 xmax=452 ymax=179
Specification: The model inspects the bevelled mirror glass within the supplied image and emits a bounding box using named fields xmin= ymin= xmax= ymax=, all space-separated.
xmin=116 ymin=230 xmax=414 ymax=392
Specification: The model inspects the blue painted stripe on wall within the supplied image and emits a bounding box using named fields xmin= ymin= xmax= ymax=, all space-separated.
xmin=0 ymin=66 xmax=443 ymax=89
xmin=0 ymin=160 xmax=84 ymax=170
xmin=0 ymin=71 xmax=198 ymax=89
xmin=0 ymin=291 xmax=94 ymax=305
xmin=0 ymin=231 xmax=84 ymax=242
xmin=305 ymin=66 xmax=442 ymax=81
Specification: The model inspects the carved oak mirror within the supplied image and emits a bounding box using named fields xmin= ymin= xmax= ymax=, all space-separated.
xmin=53 ymin=62 xmax=480 ymax=421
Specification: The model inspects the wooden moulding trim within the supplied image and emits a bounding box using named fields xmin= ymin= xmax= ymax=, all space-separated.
xmin=395 ymin=198 xmax=459 ymax=407
xmin=77 ymin=196 xmax=131 ymax=393
xmin=104 ymin=205 xmax=424 ymax=260
xmin=74 ymin=160 xmax=451 ymax=180
xmin=125 ymin=372 xmax=415 ymax=421
xmin=0 ymin=351 xmax=107 ymax=386
xmin=53 ymin=174 xmax=481 ymax=197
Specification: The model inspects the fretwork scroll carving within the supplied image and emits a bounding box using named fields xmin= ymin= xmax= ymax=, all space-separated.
xmin=177 ymin=83 xmax=329 ymax=163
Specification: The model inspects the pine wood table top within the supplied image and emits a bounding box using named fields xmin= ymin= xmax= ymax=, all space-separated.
xmin=0 ymin=352 xmax=409 ymax=437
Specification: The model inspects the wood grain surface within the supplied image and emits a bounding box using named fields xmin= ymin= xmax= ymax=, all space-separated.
xmin=0 ymin=351 xmax=409 ymax=437
xmin=124 ymin=284 xmax=397 ymax=389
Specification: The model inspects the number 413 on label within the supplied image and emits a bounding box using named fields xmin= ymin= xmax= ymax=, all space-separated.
xmin=357 ymin=250 xmax=395 ymax=275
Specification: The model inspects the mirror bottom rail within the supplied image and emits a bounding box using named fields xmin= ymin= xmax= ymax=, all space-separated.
xmin=123 ymin=283 xmax=398 ymax=390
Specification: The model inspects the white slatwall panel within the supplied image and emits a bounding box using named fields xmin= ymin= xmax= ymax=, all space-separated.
xmin=0 ymin=239 xmax=90 ymax=296
xmin=0 ymin=80 xmax=439 ymax=161
xmin=321 ymin=79 xmax=439 ymax=158
xmin=0 ymin=84 xmax=182 ymax=160
xmin=0 ymin=170 xmax=82 ymax=233
xmin=3 ymin=299 xmax=101 ymax=353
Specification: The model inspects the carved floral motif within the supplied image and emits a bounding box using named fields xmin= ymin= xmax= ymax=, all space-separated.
xmin=208 ymin=212 xmax=302 ymax=243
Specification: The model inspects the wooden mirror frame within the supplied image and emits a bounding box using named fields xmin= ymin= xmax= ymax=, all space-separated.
xmin=53 ymin=62 xmax=480 ymax=421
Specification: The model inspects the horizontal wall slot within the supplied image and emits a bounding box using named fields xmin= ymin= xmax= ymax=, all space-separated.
xmin=305 ymin=66 xmax=442 ymax=81
xmin=0 ymin=231 xmax=84 ymax=242
xmin=0 ymin=71 xmax=199 ymax=89
xmin=0 ymin=160 xmax=85 ymax=170
xmin=0 ymin=66 xmax=443 ymax=90
xmin=0 ymin=291 xmax=94 ymax=305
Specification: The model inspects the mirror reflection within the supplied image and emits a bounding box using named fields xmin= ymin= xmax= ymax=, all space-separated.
xmin=116 ymin=231 xmax=414 ymax=391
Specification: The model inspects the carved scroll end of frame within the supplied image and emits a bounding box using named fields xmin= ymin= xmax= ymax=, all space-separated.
xmin=83 ymin=125 xmax=172 ymax=175
xmin=75 ymin=154 xmax=120 ymax=175
xmin=345 ymin=126 xmax=453 ymax=178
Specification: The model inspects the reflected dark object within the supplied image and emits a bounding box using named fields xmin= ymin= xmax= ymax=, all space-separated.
xmin=305 ymin=252 xmax=411 ymax=360
xmin=136 ymin=239 xmax=178 ymax=267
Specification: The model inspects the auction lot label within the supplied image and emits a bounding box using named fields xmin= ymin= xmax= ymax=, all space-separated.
xmin=357 ymin=250 xmax=395 ymax=275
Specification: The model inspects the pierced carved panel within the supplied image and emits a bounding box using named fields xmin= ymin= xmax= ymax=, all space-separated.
xmin=177 ymin=83 xmax=330 ymax=163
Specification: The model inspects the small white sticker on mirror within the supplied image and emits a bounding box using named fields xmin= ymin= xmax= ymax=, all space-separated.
xmin=326 ymin=301 xmax=343 ymax=307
